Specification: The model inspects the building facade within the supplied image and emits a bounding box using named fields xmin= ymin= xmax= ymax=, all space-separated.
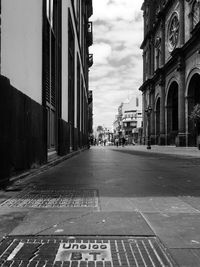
xmin=0 ymin=0 xmax=93 ymax=182
xmin=88 ymin=90 xmax=93 ymax=138
xmin=140 ymin=0 xmax=200 ymax=147
xmin=113 ymin=97 xmax=143 ymax=144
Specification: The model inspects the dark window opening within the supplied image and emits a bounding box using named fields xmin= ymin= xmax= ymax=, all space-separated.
xmin=77 ymin=54 xmax=81 ymax=146
xmin=77 ymin=0 xmax=80 ymax=34
xmin=43 ymin=0 xmax=62 ymax=151
xmin=68 ymin=11 xmax=75 ymax=150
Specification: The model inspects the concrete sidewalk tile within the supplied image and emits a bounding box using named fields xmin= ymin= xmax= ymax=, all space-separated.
xmin=100 ymin=196 xmax=199 ymax=213
xmin=142 ymin=212 xmax=200 ymax=249
xmin=10 ymin=211 xmax=154 ymax=236
xmin=0 ymin=211 xmax=27 ymax=240
xmin=169 ymin=249 xmax=200 ymax=266
xmin=180 ymin=196 xmax=200 ymax=211
xmin=100 ymin=197 xmax=137 ymax=211
xmin=128 ymin=197 xmax=199 ymax=213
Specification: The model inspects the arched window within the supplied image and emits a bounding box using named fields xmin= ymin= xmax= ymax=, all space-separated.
xmin=193 ymin=0 xmax=200 ymax=28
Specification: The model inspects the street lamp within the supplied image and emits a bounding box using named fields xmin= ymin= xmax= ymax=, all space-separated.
xmin=145 ymin=105 xmax=152 ymax=149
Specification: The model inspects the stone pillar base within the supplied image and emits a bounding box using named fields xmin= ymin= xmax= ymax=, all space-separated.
xmin=175 ymin=133 xmax=186 ymax=147
xmin=197 ymin=135 xmax=200 ymax=150
xmin=158 ymin=134 xmax=166 ymax=145
xmin=150 ymin=135 xmax=156 ymax=145
xmin=142 ymin=136 xmax=146 ymax=145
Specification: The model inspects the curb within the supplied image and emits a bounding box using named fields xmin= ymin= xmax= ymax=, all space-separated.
xmin=8 ymin=148 xmax=88 ymax=185
xmin=119 ymin=145 xmax=200 ymax=159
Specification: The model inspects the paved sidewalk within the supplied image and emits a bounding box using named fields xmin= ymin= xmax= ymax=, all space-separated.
xmin=116 ymin=144 xmax=200 ymax=158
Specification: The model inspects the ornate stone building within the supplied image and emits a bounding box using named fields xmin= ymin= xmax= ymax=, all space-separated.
xmin=140 ymin=0 xmax=200 ymax=147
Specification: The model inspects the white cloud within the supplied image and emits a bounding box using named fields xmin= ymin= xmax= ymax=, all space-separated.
xmin=89 ymin=0 xmax=143 ymax=128
xmin=90 ymin=43 xmax=112 ymax=64
xmin=93 ymin=0 xmax=143 ymax=21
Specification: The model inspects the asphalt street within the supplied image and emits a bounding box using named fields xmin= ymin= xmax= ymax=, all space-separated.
xmin=1 ymin=146 xmax=200 ymax=266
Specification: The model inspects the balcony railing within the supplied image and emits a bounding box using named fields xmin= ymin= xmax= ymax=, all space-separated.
xmin=88 ymin=90 xmax=93 ymax=104
xmin=88 ymin=54 xmax=93 ymax=67
xmin=87 ymin=22 xmax=93 ymax=47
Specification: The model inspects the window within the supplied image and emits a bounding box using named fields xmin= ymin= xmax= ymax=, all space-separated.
xmin=77 ymin=54 xmax=81 ymax=134
xmin=193 ymin=0 xmax=200 ymax=29
xmin=130 ymin=122 xmax=137 ymax=127
xmin=77 ymin=0 xmax=80 ymax=34
xmin=144 ymin=50 xmax=150 ymax=80
xmin=145 ymin=5 xmax=149 ymax=30
xmin=136 ymin=97 xmax=139 ymax=107
xmin=68 ymin=12 xmax=75 ymax=148
xmin=43 ymin=0 xmax=62 ymax=150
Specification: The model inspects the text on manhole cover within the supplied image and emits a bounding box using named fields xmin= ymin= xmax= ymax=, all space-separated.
xmin=0 ymin=236 xmax=176 ymax=266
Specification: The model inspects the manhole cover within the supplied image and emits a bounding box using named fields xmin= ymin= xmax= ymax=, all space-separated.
xmin=0 ymin=189 xmax=99 ymax=208
xmin=0 ymin=236 xmax=176 ymax=266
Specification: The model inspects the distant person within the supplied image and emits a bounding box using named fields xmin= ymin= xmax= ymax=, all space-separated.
xmin=122 ymin=136 xmax=126 ymax=147
xmin=115 ymin=138 xmax=119 ymax=147
xmin=88 ymin=137 xmax=91 ymax=149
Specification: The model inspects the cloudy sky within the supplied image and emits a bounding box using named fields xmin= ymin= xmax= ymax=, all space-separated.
xmin=89 ymin=0 xmax=144 ymax=128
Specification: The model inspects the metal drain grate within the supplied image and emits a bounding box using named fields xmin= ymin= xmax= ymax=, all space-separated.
xmin=0 ymin=236 xmax=176 ymax=266
xmin=0 ymin=189 xmax=99 ymax=208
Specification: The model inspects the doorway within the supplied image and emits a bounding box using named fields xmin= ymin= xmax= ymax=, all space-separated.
xmin=187 ymin=73 xmax=200 ymax=146
xmin=166 ymin=82 xmax=178 ymax=145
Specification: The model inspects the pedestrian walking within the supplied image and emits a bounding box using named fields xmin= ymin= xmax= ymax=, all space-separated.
xmin=115 ymin=138 xmax=119 ymax=147
xmin=122 ymin=136 xmax=126 ymax=147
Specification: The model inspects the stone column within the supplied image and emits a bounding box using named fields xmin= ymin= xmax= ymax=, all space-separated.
xmin=142 ymin=52 xmax=145 ymax=82
xmin=160 ymin=19 xmax=165 ymax=67
xmin=159 ymin=19 xmax=166 ymax=145
xmin=150 ymin=38 xmax=154 ymax=76
xmin=159 ymin=77 xmax=166 ymax=145
xmin=150 ymin=87 xmax=156 ymax=144
xmin=142 ymin=91 xmax=147 ymax=145
xmin=177 ymin=57 xmax=186 ymax=146
xmin=179 ymin=0 xmax=185 ymax=47
xmin=176 ymin=0 xmax=186 ymax=146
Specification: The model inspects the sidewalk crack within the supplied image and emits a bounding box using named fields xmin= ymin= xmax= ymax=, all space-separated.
xmin=34 ymin=211 xmax=94 ymax=235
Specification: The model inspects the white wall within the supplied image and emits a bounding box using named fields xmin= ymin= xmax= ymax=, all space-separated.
xmin=62 ymin=0 xmax=70 ymax=122
xmin=1 ymin=0 xmax=43 ymax=104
